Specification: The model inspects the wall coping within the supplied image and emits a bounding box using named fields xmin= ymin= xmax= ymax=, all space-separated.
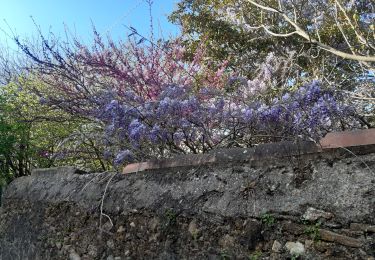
xmin=123 ymin=129 xmax=375 ymax=174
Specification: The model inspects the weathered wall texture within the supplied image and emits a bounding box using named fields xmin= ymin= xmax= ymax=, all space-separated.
xmin=0 ymin=143 xmax=374 ymax=259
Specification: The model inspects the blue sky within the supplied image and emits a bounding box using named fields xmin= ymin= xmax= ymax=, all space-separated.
xmin=0 ymin=0 xmax=180 ymax=49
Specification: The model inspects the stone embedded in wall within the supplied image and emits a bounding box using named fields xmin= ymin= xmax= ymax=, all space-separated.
xmin=350 ymin=223 xmax=375 ymax=233
xmin=319 ymin=229 xmax=362 ymax=248
xmin=302 ymin=207 xmax=334 ymax=221
xmin=285 ymin=241 xmax=305 ymax=256
xmin=271 ymin=240 xmax=282 ymax=252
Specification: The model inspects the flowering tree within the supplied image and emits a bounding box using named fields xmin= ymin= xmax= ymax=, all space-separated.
xmin=16 ymin=31 xmax=361 ymax=166
xmin=170 ymin=0 xmax=375 ymax=123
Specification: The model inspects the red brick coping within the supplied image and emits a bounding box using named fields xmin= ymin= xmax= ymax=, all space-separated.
xmin=320 ymin=128 xmax=375 ymax=149
xmin=123 ymin=129 xmax=375 ymax=174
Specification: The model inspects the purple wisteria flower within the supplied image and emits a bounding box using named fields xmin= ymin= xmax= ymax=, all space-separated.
xmin=114 ymin=150 xmax=133 ymax=165
xmin=97 ymin=81 xmax=358 ymax=166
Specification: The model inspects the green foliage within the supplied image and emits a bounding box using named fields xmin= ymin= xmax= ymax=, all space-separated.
xmin=304 ymin=221 xmax=321 ymax=241
xmin=260 ymin=213 xmax=276 ymax=226
xmin=220 ymin=250 xmax=231 ymax=259
xmin=0 ymin=77 xmax=111 ymax=188
xmin=164 ymin=208 xmax=177 ymax=226
xmin=248 ymin=250 xmax=262 ymax=260
xmin=0 ymin=92 xmax=30 ymax=182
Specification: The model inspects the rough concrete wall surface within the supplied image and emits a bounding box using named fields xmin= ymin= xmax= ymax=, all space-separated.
xmin=0 ymin=150 xmax=374 ymax=259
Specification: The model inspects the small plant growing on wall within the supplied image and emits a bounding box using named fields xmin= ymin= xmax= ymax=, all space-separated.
xmin=164 ymin=208 xmax=177 ymax=226
xmin=261 ymin=213 xmax=276 ymax=226
xmin=248 ymin=250 xmax=262 ymax=260
xmin=304 ymin=221 xmax=321 ymax=242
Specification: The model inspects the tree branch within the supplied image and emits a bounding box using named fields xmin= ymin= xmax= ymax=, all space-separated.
xmin=334 ymin=0 xmax=375 ymax=50
xmin=246 ymin=0 xmax=375 ymax=63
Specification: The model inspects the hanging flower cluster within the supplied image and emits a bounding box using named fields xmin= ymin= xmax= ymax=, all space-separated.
xmin=99 ymin=80 xmax=358 ymax=165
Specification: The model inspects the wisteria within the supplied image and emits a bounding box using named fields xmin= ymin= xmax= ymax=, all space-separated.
xmin=100 ymin=80 xmax=359 ymax=165
xmin=16 ymin=33 xmax=361 ymax=166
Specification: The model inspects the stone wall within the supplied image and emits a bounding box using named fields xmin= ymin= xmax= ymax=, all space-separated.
xmin=0 ymin=140 xmax=374 ymax=259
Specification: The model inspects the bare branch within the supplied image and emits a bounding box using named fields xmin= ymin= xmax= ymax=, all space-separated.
xmin=262 ymin=26 xmax=298 ymax=37
xmin=247 ymin=0 xmax=279 ymax=13
xmin=246 ymin=0 xmax=375 ymax=63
